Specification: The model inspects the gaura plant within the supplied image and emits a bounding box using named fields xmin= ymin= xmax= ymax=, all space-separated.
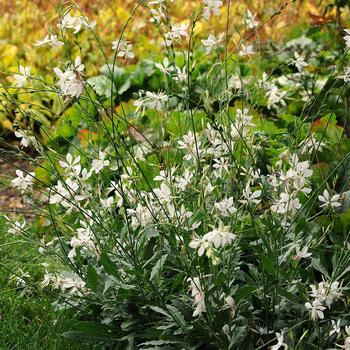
xmin=1 ymin=0 xmax=350 ymax=349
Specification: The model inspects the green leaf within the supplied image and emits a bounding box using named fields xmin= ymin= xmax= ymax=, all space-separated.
xmin=100 ymin=252 xmax=119 ymax=278
xmin=62 ymin=321 xmax=117 ymax=343
xmin=311 ymin=258 xmax=329 ymax=278
xmin=167 ymin=305 xmax=186 ymax=327
xmin=87 ymin=264 xmax=99 ymax=291
xmin=150 ymin=254 xmax=167 ymax=281
xmin=253 ymin=119 xmax=286 ymax=135
xmin=88 ymin=76 xmax=114 ymax=98
xmin=121 ymin=319 xmax=138 ymax=331
xmin=277 ymin=287 xmax=299 ymax=305
xmin=149 ymin=306 xmax=170 ymax=318
xmin=261 ymin=256 xmax=275 ymax=276
xmin=235 ymin=286 xmax=256 ymax=302
xmin=61 ymin=331 xmax=110 ymax=343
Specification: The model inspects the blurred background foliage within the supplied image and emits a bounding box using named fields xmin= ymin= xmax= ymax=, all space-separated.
xmin=0 ymin=0 xmax=348 ymax=140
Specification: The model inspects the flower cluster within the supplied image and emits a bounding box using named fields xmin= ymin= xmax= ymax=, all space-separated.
xmin=5 ymin=3 xmax=350 ymax=349
xmin=54 ymin=56 xmax=85 ymax=99
xmin=305 ymin=280 xmax=342 ymax=321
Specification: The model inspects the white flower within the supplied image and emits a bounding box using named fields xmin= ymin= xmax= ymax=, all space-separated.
xmin=258 ymin=72 xmax=271 ymax=89
xmin=203 ymin=224 xmax=236 ymax=249
xmin=112 ymin=40 xmax=135 ymax=60
xmin=100 ymin=196 xmax=114 ymax=209
xmin=41 ymin=270 xmax=54 ymax=288
xmin=155 ymin=57 xmax=174 ymax=75
xmin=150 ymin=7 xmax=165 ymax=23
xmin=188 ymin=277 xmax=206 ymax=317
xmin=205 ymin=123 xmax=228 ymax=157
xmin=91 ymin=151 xmax=110 ymax=174
xmin=153 ymin=183 xmax=172 ymax=203
xmin=59 ymin=153 xmax=81 ymax=176
xmin=58 ymin=272 xmax=88 ymax=296
xmin=205 ymin=181 xmax=215 ymax=194
xmin=127 ymin=203 xmax=153 ymax=229
xmin=338 ymin=327 xmax=350 ymax=349
xmin=271 ymin=193 xmax=301 ymax=214
xmin=54 ymin=57 xmax=85 ymax=99
xmin=14 ymin=130 xmax=35 ymax=148
xmin=70 ymin=56 xmax=85 ymax=73
xmin=12 ymin=269 xmax=30 ymax=288
xmin=11 ymin=170 xmax=34 ymax=192
xmin=214 ymin=197 xmax=237 ymax=217
xmin=267 ymin=174 xmax=279 ymax=189
xmin=305 ymin=299 xmax=326 ymax=321
xmin=13 ymin=66 xmax=30 ymax=87
xmin=78 ymin=15 xmax=96 ymax=31
xmin=190 ymin=224 xmax=236 ymax=257
xmin=174 ymin=66 xmax=187 ymax=82
xmin=343 ymin=29 xmax=350 ymax=48
xmin=277 ymin=155 xmax=313 ymax=195
xmin=164 ymin=23 xmax=188 ymax=46
xmin=189 ymin=237 xmax=211 ymax=257
xmin=323 ymin=281 xmax=342 ymax=308
xmin=203 ymin=0 xmax=223 ymax=21
xmin=8 ymin=220 xmax=26 ymax=235
xmin=338 ymin=66 xmax=350 ymax=83
xmin=330 ymin=319 xmax=341 ymax=336
xmin=134 ymin=91 xmax=168 ymax=113
xmin=178 ymin=131 xmax=202 ymax=161
xmin=58 ymin=13 xmax=80 ymax=32
xmin=243 ymin=10 xmax=259 ymax=29
xmin=230 ymin=108 xmax=255 ymax=139
xmin=145 ymin=91 xmax=168 ymax=110
xmin=309 ymin=280 xmax=342 ymax=308
xmin=49 ymin=178 xmax=83 ymax=209
xmin=292 ymin=155 xmax=313 ymax=178
xmin=175 ymin=170 xmax=193 ymax=191
xmin=34 ymin=34 xmax=51 ymax=46
xmin=224 ymin=296 xmax=236 ymax=318
xmin=154 ymin=167 xmax=176 ymax=182
xmin=291 ymin=52 xmax=308 ymax=72
xmin=293 ymin=245 xmax=312 ymax=260
xmin=34 ymin=34 xmax=63 ymax=48
xmin=239 ymin=186 xmax=261 ymax=205
xmin=318 ymin=189 xmax=341 ymax=209
xmin=266 ymin=85 xmax=287 ymax=109
xmin=238 ymin=44 xmax=255 ymax=57
xmin=172 ymin=204 xmax=192 ymax=225
xmin=201 ymin=33 xmax=223 ymax=55
xmin=58 ymin=13 xmax=96 ymax=33
xmin=270 ymin=330 xmax=288 ymax=350
xmin=299 ymin=135 xmax=326 ymax=154
xmin=213 ymin=157 xmax=229 ymax=176
xmin=337 ymin=338 xmax=350 ymax=350
xmin=68 ymin=221 xmax=97 ymax=260
xmin=80 ymin=168 xmax=92 ymax=182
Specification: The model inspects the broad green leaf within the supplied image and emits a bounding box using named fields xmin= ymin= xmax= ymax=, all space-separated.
xmin=311 ymin=257 xmax=329 ymax=278
xmin=235 ymin=286 xmax=256 ymax=302
xmin=150 ymin=254 xmax=167 ymax=281
xmin=167 ymin=305 xmax=186 ymax=327
xmin=100 ymin=252 xmax=119 ymax=278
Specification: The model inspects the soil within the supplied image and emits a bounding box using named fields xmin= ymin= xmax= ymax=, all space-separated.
xmin=0 ymin=155 xmax=34 ymax=219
